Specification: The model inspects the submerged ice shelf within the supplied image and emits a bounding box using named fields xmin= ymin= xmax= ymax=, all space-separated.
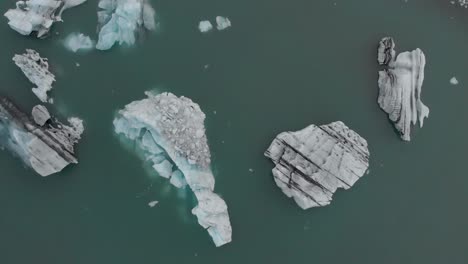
xmin=13 ymin=49 xmax=55 ymax=103
xmin=265 ymin=121 xmax=370 ymax=209
xmin=96 ymin=0 xmax=156 ymax=50
xmin=113 ymin=91 xmax=232 ymax=247
xmin=377 ymin=37 xmax=429 ymax=141
xmin=0 ymin=97 xmax=84 ymax=176
xmin=4 ymin=0 xmax=87 ymax=38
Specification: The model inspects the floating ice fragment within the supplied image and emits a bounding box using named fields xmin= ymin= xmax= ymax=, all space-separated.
xmin=148 ymin=200 xmax=159 ymax=207
xmin=13 ymin=49 xmax=55 ymax=103
xmin=113 ymin=91 xmax=232 ymax=247
xmin=198 ymin=20 xmax=213 ymax=33
xmin=216 ymin=16 xmax=231 ymax=30
xmin=450 ymin=77 xmax=459 ymax=85
xmin=96 ymin=0 xmax=156 ymax=50
xmin=64 ymin=33 xmax=94 ymax=52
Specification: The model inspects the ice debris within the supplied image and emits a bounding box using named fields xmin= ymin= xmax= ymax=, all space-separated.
xmin=64 ymin=33 xmax=94 ymax=52
xmin=13 ymin=49 xmax=55 ymax=103
xmin=198 ymin=20 xmax=213 ymax=33
xmin=377 ymin=37 xmax=429 ymax=141
xmin=216 ymin=16 xmax=231 ymax=30
xmin=113 ymin=91 xmax=232 ymax=247
xmin=4 ymin=0 xmax=87 ymax=38
xmin=148 ymin=200 xmax=159 ymax=207
xmin=0 ymin=97 xmax=84 ymax=176
xmin=96 ymin=0 xmax=156 ymax=50
xmin=265 ymin=121 xmax=370 ymax=209
xmin=450 ymin=77 xmax=459 ymax=85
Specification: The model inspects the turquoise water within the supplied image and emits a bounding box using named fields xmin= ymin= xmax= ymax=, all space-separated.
xmin=0 ymin=0 xmax=468 ymax=263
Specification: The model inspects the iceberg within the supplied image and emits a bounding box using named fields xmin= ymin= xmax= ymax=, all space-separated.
xmin=265 ymin=121 xmax=370 ymax=209
xmin=377 ymin=37 xmax=429 ymax=141
xmin=114 ymin=91 xmax=232 ymax=247
xmin=216 ymin=16 xmax=231 ymax=30
xmin=96 ymin=0 xmax=156 ymax=50
xmin=0 ymin=97 xmax=84 ymax=176
xmin=64 ymin=33 xmax=94 ymax=52
xmin=4 ymin=0 xmax=87 ymax=38
xmin=13 ymin=49 xmax=55 ymax=103
xmin=198 ymin=20 xmax=213 ymax=33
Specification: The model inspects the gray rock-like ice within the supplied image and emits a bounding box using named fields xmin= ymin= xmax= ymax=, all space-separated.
xmin=64 ymin=33 xmax=94 ymax=52
xmin=377 ymin=37 xmax=429 ymax=141
xmin=96 ymin=0 xmax=156 ymax=50
xmin=0 ymin=96 xmax=84 ymax=176
xmin=13 ymin=49 xmax=55 ymax=103
xmin=4 ymin=0 xmax=87 ymax=38
xmin=264 ymin=121 xmax=370 ymax=209
xmin=113 ymin=91 xmax=232 ymax=247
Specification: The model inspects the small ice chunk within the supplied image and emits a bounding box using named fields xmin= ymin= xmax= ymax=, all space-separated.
xmin=450 ymin=77 xmax=459 ymax=85
xmin=170 ymin=170 xmax=187 ymax=188
xmin=148 ymin=200 xmax=159 ymax=207
xmin=152 ymin=159 xmax=173 ymax=178
xmin=198 ymin=20 xmax=213 ymax=33
xmin=64 ymin=33 xmax=94 ymax=52
xmin=31 ymin=105 xmax=51 ymax=126
xmin=216 ymin=16 xmax=231 ymax=30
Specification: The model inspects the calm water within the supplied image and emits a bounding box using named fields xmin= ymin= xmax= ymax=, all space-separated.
xmin=0 ymin=0 xmax=467 ymax=263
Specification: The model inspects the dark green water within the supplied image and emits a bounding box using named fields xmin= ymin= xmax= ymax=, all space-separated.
xmin=1 ymin=0 xmax=468 ymax=263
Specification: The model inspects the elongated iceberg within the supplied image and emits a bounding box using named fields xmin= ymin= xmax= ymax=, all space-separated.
xmin=4 ymin=0 xmax=87 ymax=38
xmin=377 ymin=37 xmax=429 ymax=141
xmin=0 ymin=97 xmax=84 ymax=176
xmin=113 ymin=91 xmax=232 ymax=247
xmin=96 ymin=0 xmax=156 ymax=50
xmin=64 ymin=33 xmax=94 ymax=52
xmin=265 ymin=121 xmax=370 ymax=209
xmin=13 ymin=49 xmax=55 ymax=103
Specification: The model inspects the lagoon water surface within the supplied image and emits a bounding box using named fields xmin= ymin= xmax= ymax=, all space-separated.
xmin=0 ymin=0 xmax=467 ymax=263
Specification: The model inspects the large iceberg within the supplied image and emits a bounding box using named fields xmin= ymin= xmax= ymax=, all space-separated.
xmin=64 ymin=33 xmax=94 ymax=52
xmin=96 ymin=0 xmax=156 ymax=50
xmin=13 ymin=49 xmax=55 ymax=103
xmin=113 ymin=91 xmax=232 ymax=247
xmin=265 ymin=121 xmax=370 ymax=209
xmin=0 ymin=97 xmax=84 ymax=176
xmin=377 ymin=37 xmax=429 ymax=141
xmin=4 ymin=0 xmax=87 ymax=38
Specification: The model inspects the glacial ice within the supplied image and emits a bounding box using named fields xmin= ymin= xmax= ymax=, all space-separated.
xmin=13 ymin=49 xmax=55 ymax=103
xmin=113 ymin=91 xmax=232 ymax=247
xmin=377 ymin=37 xmax=429 ymax=141
xmin=450 ymin=77 xmax=459 ymax=85
xmin=0 ymin=97 xmax=84 ymax=176
xmin=265 ymin=121 xmax=370 ymax=209
xmin=216 ymin=16 xmax=231 ymax=30
xmin=96 ymin=0 xmax=156 ymax=50
xmin=64 ymin=33 xmax=94 ymax=52
xmin=198 ymin=20 xmax=213 ymax=33
xmin=4 ymin=0 xmax=87 ymax=38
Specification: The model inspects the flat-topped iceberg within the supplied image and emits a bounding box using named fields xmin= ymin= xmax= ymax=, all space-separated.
xmin=265 ymin=121 xmax=370 ymax=209
xmin=4 ymin=0 xmax=87 ymax=38
xmin=0 ymin=97 xmax=84 ymax=176
xmin=96 ymin=0 xmax=156 ymax=50
xmin=377 ymin=37 xmax=429 ymax=141
xmin=64 ymin=33 xmax=94 ymax=52
xmin=113 ymin=91 xmax=232 ymax=247
xmin=13 ymin=49 xmax=55 ymax=103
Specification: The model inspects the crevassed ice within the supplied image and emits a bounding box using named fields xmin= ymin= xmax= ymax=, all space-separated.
xmin=64 ymin=33 xmax=94 ymax=52
xmin=113 ymin=91 xmax=232 ymax=247
xmin=96 ymin=0 xmax=156 ymax=50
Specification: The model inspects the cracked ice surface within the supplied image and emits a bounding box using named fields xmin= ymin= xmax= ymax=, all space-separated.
xmin=4 ymin=0 xmax=87 ymax=38
xmin=113 ymin=91 xmax=232 ymax=247
xmin=96 ymin=0 xmax=156 ymax=50
xmin=13 ymin=49 xmax=55 ymax=103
